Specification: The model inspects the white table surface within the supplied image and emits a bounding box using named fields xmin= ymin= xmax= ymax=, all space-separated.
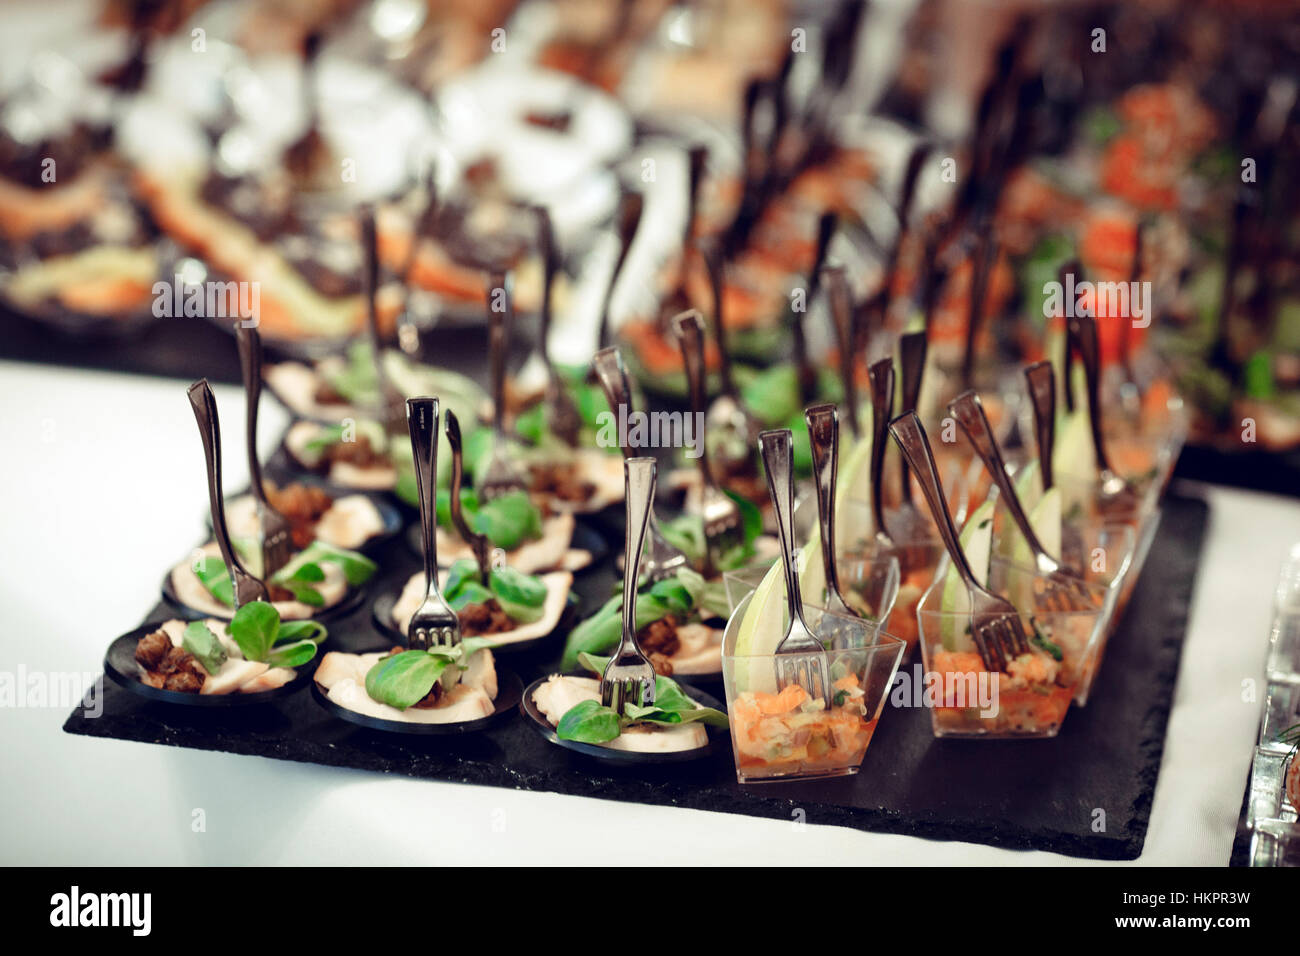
xmin=0 ymin=358 xmax=1281 ymax=865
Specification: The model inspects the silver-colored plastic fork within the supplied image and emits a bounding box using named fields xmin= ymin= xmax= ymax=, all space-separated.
xmin=759 ymin=428 xmax=831 ymax=706
xmin=1070 ymin=310 xmax=1141 ymax=514
xmin=805 ymin=404 xmax=859 ymax=646
xmin=359 ymin=207 xmax=406 ymax=437
xmin=479 ymin=270 xmax=529 ymax=502
xmin=591 ymin=346 xmax=690 ymax=584
xmin=188 ymin=380 xmax=269 ymax=609
xmin=445 ymin=409 xmax=491 ymax=582
xmin=949 ymin=390 xmax=1097 ymax=613
xmin=236 ymin=323 xmax=293 ymax=576
xmin=672 ymin=309 xmax=743 ymax=577
xmin=534 ymin=206 xmax=581 ymax=446
xmin=889 ymin=410 xmax=1030 ymax=672
xmin=406 ymin=397 xmax=460 ymax=650
xmin=601 ymin=457 xmax=659 ymax=714
xmin=1026 ymin=361 xmax=1087 ymax=570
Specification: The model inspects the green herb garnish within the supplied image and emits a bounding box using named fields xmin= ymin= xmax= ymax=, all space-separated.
xmin=364 ymin=638 xmax=497 ymax=710
xmin=225 ymin=602 xmax=327 ymax=668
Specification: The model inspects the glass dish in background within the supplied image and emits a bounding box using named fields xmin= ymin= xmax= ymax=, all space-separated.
xmin=1249 ymin=820 xmax=1300 ymax=867
xmin=1246 ymin=745 xmax=1297 ymax=830
xmin=720 ymin=593 xmax=905 ymax=783
xmin=1268 ymin=546 xmax=1300 ymax=685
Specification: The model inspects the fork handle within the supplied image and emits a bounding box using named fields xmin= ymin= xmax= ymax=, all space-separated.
xmin=889 ymin=411 xmax=983 ymax=591
xmin=235 ymin=323 xmax=269 ymax=506
xmin=359 ymin=207 xmax=396 ymax=405
xmin=188 ymin=380 xmax=253 ymax=586
xmin=1069 ymin=310 xmax=1113 ymax=473
xmin=805 ymin=404 xmax=843 ymax=605
xmin=621 ymin=458 xmax=657 ymax=648
xmin=488 ymin=270 xmax=511 ymax=438
xmin=406 ymin=397 xmax=441 ymax=593
xmin=591 ymin=347 xmax=635 ymax=459
xmin=867 ymin=359 xmax=895 ymax=539
xmin=672 ymin=310 xmax=716 ymax=487
xmin=759 ymin=428 xmax=807 ymax=627
xmin=535 ymin=206 xmax=559 ymax=375
xmin=597 ymin=189 xmax=642 ymax=349
xmin=949 ymin=390 xmax=1052 ymax=561
xmin=1024 ymin=361 xmax=1056 ymax=491
xmin=824 ymin=265 xmax=859 ymax=439
xmin=445 ymin=409 xmax=489 ymax=582
xmin=897 ymin=330 xmax=927 ymax=505
xmin=699 ymin=239 xmax=738 ymax=399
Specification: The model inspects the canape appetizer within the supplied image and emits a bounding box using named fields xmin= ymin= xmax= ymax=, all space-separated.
xmin=533 ymin=652 xmax=727 ymax=754
xmin=133 ymin=602 xmax=323 ymax=695
xmin=178 ymin=379 xmax=378 ymax=620
xmin=315 ymin=638 xmax=501 ymax=725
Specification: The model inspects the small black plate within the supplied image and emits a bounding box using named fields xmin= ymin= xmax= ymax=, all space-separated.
xmin=312 ymin=667 xmax=523 ymax=735
xmin=402 ymin=516 xmax=610 ymax=571
xmin=104 ymin=622 xmax=314 ymax=707
xmin=519 ymin=675 xmax=727 ymax=765
xmin=371 ymin=590 xmax=574 ymax=656
xmin=214 ymin=482 xmax=404 ymax=556
xmin=160 ymin=567 xmax=369 ymax=623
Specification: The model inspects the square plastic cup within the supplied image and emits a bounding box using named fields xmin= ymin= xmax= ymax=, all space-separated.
xmin=987 ymin=521 xmax=1135 ymax=705
xmin=721 ymin=595 xmax=906 ymax=783
xmin=916 ymin=573 xmax=1106 ymax=736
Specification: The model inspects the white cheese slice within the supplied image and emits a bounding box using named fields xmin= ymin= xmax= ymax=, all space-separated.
xmin=168 ymin=541 xmax=349 ymax=620
xmin=284 ymin=421 xmax=397 ymax=490
xmin=318 ymin=647 xmax=498 ymax=724
xmin=225 ymin=492 xmax=385 ymax=551
xmin=154 ymin=617 xmax=296 ymax=695
xmin=540 ymin=449 xmax=625 ymax=514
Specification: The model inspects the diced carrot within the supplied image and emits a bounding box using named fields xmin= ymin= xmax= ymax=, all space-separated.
xmin=755 ymin=684 xmax=808 ymax=714
xmin=832 ymin=674 xmax=860 ymax=692
xmin=932 ymin=651 xmax=986 ymax=676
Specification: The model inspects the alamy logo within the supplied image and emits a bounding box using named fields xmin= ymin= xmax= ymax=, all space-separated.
xmin=50 ymin=887 xmax=151 ymax=936
xmin=595 ymin=405 xmax=705 ymax=459
xmin=152 ymin=275 xmax=260 ymax=327
xmin=1042 ymin=273 xmax=1152 ymax=328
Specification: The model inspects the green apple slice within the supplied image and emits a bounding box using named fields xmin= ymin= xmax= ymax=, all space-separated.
xmin=1005 ymin=486 xmax=1063 ymax=613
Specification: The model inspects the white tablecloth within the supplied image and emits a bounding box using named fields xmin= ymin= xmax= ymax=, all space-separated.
xmin=0 ymin=359 xmax=1279 ymax=864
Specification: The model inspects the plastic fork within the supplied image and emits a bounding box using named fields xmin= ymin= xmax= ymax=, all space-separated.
xmin=805 ymin=404 xmax=858 ymax=645
xmin=601 ymin=457 xmax=659 ymax=714
xmin=1025 ymin=361 xmax=1088 ymax=570
xmin=891 ymin=330 xmax=932 ymax=546
xmin=889 ymin=410 xmax=1030 ymax=672
xmin=595 ymin=189 xmax=643 ymax=350
xmin=187 ymin=380 xmax=269 ymax=609
xmin=948 ymin=390 xmax=1097 ymax=613
xmin=445 ymin=409 xmax=490 ymax=582
xmin=405 ymin=397 xmax=460 ymax=650
xmin=533 ymin=206 xmax=581 ymax=446
xmin=699 ymin=239 xmax=760 ymax=474
xmin=1070 ymin=310 xmax=1141 ymax=514
xmin=479 ymin=270 xmax=529 ymax=503
xmin=822 ymin=263 xmax=860 ymax=439
xmin=759 ymin=428 xmax=831 ymax=707
xmin=672 ymin=309 xmax=743 ymax=577
xmin=359 ymin=207 xmax=407 ymax=437
xmin=591 ymin=346 xmax=690 ymax=584
xmin=235 ymin=324 xmax=293 ymax=577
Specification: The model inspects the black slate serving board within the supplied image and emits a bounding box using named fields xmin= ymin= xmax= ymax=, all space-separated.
xmin=63 ymin=493 xmax=1207 ymax=861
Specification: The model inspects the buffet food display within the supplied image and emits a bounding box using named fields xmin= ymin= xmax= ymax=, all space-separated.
xmin=12 ymin=0 xmax=1299 ymax=862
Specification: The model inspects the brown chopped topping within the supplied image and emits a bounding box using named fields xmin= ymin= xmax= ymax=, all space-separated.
xmin=164 ymin=670 xmax=203 ymax=693
xmin=411 ymin=681 xmax=445 ymax=709
xmin=134 ymin=631 xmax=206 ymax=694
xmin=322 ymin=433 xmax=386 ymax=469
xmin=268 ymin=583 xmax=297 ymax=603
xmin=528 ymin=461 xmax=595 ymax=503
xmin=649 ymin=652 xmax=674 ymax=677
xmin=264 ymin=481 xmax=334 ymax=548
xmin=458 ymin=599 xmax=516 ymax=636
xmin=638 ymin=615 xmax=680 ymax=657
xmin=134 ymin=629 xmax=173 ymax=670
